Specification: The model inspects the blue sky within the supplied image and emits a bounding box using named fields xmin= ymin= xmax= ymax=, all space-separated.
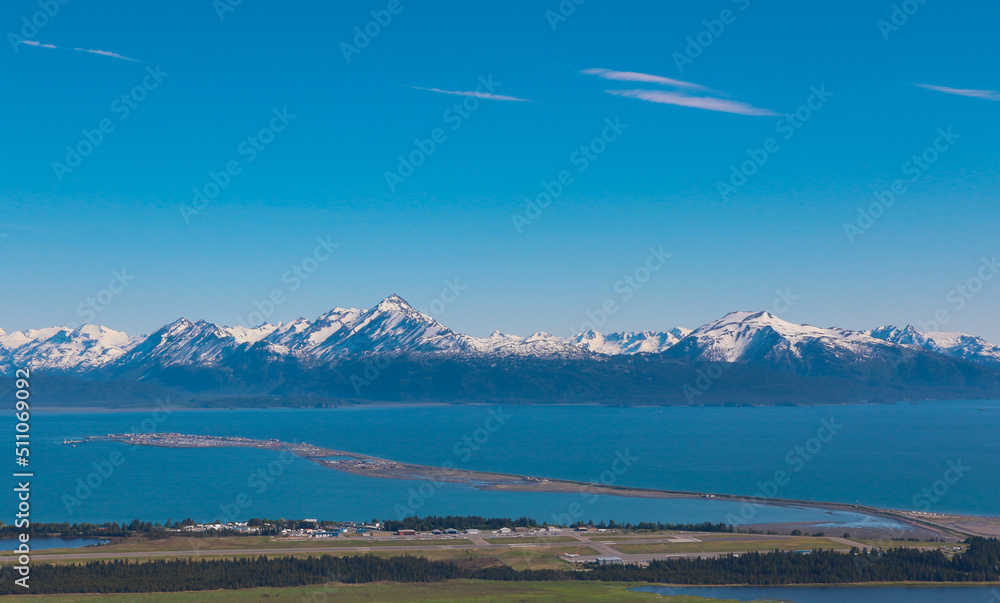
xmin=3 ymin=0 xmax=999 ymax=340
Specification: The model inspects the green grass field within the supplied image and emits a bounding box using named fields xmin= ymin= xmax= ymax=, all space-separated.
xmin=330 ymin=544 xmax=600 ymax=570
xmin=611 ymin=536 xmax=845 ymax=555
xmin=485 ymin=536 xmax=578 ymax=544
xmin=33 ymin=544 xmax=602 ymax=571
xmin=0 ymin=580 xmax=753 ymax=602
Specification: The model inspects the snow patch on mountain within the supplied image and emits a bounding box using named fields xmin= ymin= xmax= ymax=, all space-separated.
xmin=666 ymin=311 xmax=883 ymax=363
xmin=867 ymin=325 xmax=1000 ymax=366
xmin=0 ymin=325 xmax=142 ymax=372
xmin=571 ymin=328 xmax=692 ymax=355
xmin=7 ymin=300 xmax=1000 ymax=375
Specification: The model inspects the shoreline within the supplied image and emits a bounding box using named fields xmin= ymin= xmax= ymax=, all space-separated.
xmin=33 ymin=397 xmax=1000 ymax=414
xmin=80 ymin=433 xmax=999 ymax=540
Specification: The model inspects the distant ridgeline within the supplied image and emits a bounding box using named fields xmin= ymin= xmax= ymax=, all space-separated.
xmin=4 ymin=303 xmax=1000 ymax=406
xmin=8 ymin=350 xmax=1000 ymax=407
xmin=2 ymin=538 xmax=999 ymax=595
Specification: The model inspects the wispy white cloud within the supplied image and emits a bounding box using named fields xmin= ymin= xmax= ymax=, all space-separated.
xmin=20 ymin=40 xmax=57 ymax=50
xmin=77 ymin=48 xmax=141 ymax=62
xmin=582 ymin=68 xmax=709 ymax=92
xmin=915 ymin=83 xmax=1000 ymax=101
xmin=606 ymin=89 xmax=775 ymax=117
xmin=19 ymin=40 xmax=142 ymax=63
xmin=411 ymin=86 xmax=530 ymax=102
xmin=583 ymin=67 xmax=772 ymax=116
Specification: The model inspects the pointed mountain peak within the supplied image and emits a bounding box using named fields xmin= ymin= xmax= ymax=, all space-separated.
xmin=157 ymin=317 xmax=195 ymax=333
xmin=378 ymin=293 xmax=413 ymax=309
xmin=371 ymin=294 xmax=429 ymax=320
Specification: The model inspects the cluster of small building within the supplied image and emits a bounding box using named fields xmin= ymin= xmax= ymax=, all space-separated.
xmin=279 ymin=521 xmax=571 ymax=539
xmin=280 ymin=520 xmax=390 ymax=539
xmin=171 ymin=522 xmax=261 ymax=533
xmin=90 ymin=433 xmax=276 ymax=448
xmin=317 ymin=457 xmax=403 ymax=471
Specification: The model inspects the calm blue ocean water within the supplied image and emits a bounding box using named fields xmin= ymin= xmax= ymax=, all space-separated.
xmin=13 ymin=400 xmax=999 ymax=524
xmin=0 ymin=538 xmax=108 ymax=551
xmin=635 ymin=585 xmax=1000 ymax=602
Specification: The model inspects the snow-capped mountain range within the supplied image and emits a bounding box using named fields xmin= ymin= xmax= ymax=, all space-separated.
xmin=2 ymin=295 xmax=999 ymax=375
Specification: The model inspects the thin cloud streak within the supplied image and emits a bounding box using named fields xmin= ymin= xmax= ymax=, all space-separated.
xmin=19 ymin=40 xmax=141 ymax=63
xmin=582 ymin=68 xmax=709 ymax=92
xmin=606 ymin=89 xmax=775 ymax=116
xmin=20 ymin=40 xmax=56 ymax=49
xmin=411 ymin=86 xmax=530 ymax=102
xmin=915 ymin=83 xmax=1000 ymax=101
xmin=77 ymin=48 xmax=142 ymax=62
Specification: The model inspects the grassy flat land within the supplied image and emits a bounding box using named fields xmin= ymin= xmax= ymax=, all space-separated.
xmin=485 ymin=536 xmax=578 ymax=544
xmin=457 ymin=545 xmax=598 ymax=570
xmin=0 ymin=580 xmax=752 ymax=602
xmin=34 ymin=544 xmax=602 ymax=570
xmin=322 ymin=544 xmax=601 ymax=570
xmin=611 ymin=536 xmax=844 ymax=555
